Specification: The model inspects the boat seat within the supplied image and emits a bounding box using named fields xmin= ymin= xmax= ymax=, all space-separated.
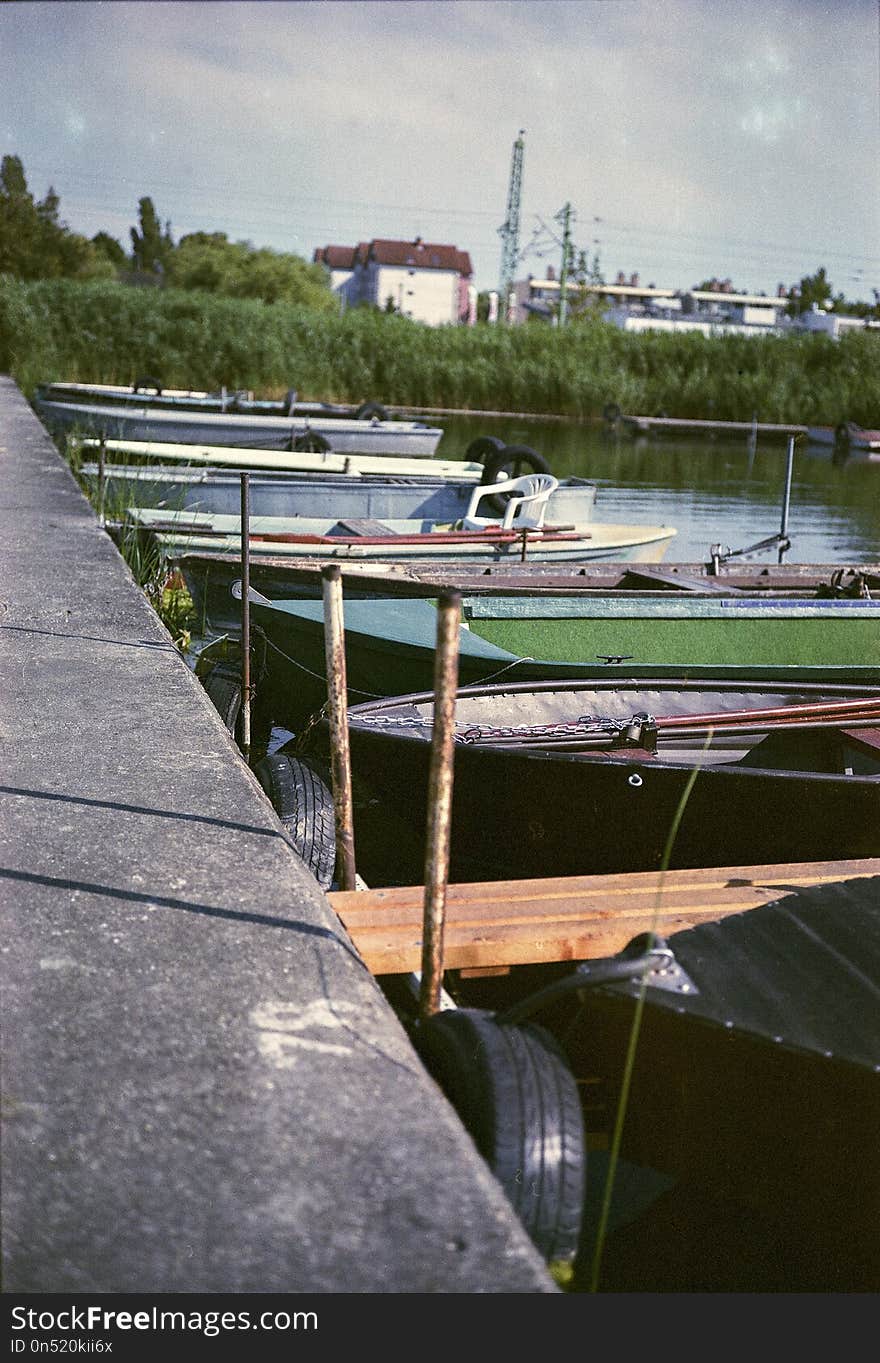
xmin=327 ymin=518 xmax=396 ymax=537
xmin=461 ymin=473 xmax=559 ymax=531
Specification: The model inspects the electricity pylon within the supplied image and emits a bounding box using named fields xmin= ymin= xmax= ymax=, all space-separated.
xmin=555 ymin=202 xmax=574 ymax=326
xmin=497 ymin=129 xmax=525 ymax=323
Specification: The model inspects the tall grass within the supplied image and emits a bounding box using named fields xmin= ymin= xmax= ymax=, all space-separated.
xmin=2 ymin=275 xmax=878 ymax=424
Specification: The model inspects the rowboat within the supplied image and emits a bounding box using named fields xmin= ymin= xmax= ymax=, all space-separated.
xmin=75 ymin=436 xmax=486 ymax=480
xmin=806 ymin=422 xmax=880 ymax=454
xmin=232 ymin=590 xmax=880 ymax=737
xmin=332 ymin=866 xmax=879 ymax=1286
xmin=123 ymin=504 xmax=677 ymax=566
xmin=77 ymin=460 xmax=599 ymax=525
xmin=177 ymin=551 xmax=880 ymax=613
xmin=35 ymin=379 xmax=390 ymax=421
xmin=33 ymin=393 xmax=444 ymax=457
xmin=292 ymin=678 xmax=880 ymax=887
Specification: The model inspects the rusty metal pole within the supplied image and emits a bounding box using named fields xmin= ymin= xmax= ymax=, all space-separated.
xmin=321 ymin=564 xmax=357 ymax=890
xmin=239 ymin=472 xmax=252 ymax=763
xmin=419 ymin=589 xmax=461 ymax=1020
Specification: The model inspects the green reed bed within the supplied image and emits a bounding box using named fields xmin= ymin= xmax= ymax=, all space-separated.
xmin=2 ymin=275 xmax=878 ymax=424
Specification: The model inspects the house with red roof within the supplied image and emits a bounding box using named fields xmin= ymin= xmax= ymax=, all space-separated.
xmin=313 ymin=237 xmax=475 ymax=325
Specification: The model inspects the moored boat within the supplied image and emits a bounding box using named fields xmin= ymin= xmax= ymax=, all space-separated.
xmin=35 ymin=378 xmax=392 ymax=421
xmin=122 ymin=503 xmax=677 ymax=567
xmin=33 ymin=393 xmax=444 ymax=457
xmin=806 ymin=422 xmax=880 ymax=453
xmin=232 ymin=590 xmax=880 ymax=738
xmin=77 ymin=458 xmax=599 ymax=525
xmin=292 ymin=677 xmax=880 ymax=887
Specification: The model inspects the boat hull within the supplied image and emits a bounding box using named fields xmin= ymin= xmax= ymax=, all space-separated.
xmin=33 ymin=396 xmax=444 ymax=457
xmin=125 ymin=506 xmax=676 ymax=566
xmin=303 ymin=679 xmax=880 ymax=886
xmin=79 ymin=462 xmax=599 ymax=525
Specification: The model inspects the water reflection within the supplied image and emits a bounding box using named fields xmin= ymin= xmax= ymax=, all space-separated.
xmin=437 ymin=416 xmax=880 ymax=564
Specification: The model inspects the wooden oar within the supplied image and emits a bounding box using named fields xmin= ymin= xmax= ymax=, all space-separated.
xmin=134 ymin=519 xmax=587 ymax=547
xmin=247 ymin=528 xmax=588 ymax=547
xmin=455 ymin=695 xmax=880 ymax=750
xmin=655 ymin=694 xmax=880 ymax=732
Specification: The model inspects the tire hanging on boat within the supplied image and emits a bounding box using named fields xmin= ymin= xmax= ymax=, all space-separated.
xmin=133 ymin=375 xmax=163 ymax=394
xmin=354 ymin=401 xmax=388 ymax=421
xmin=253 ymin=752 xmax=337 ymax=890
xmin=603 ymin=401 xmax=622 ymax=423
xmin=201 ymin=663 xmax=243 ymax=735
xmin=200 ymin=661 xmax=272 ymax=759
xmin=470 ymin=435 xmax=508 ymax=473
xmin=480 ymin=444 xmax=553 ymax=516
xmin=412 ymin=1007 xmax=586 ymax=1264
xmin=293 ymin=431 xmax=332 ymax=454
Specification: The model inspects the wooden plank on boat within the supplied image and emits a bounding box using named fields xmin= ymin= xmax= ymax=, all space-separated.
xmin=327 ymin=858 xmax=880 ymax=975
xmin=328 ymin=518 xmax=398 ymax=537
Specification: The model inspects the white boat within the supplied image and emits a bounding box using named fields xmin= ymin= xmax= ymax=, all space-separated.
xmin=35 ymin=379 xmax=390 ymax=421
xmin=122 ymin=505 xmax=677 ymax=566
xmin=76 ymin=436 xmax=474 ymax=479
xmin=33 ymin=394 xmax=444 ymax=457
xmin=77 ymin=450 xmax=599 ymax=525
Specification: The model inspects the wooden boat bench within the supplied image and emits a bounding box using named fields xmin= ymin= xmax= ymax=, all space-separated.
xmin=327 ymin=857 xmax=880 ymax=976
xmin=328 ymin=518 xmax=399 ymax=537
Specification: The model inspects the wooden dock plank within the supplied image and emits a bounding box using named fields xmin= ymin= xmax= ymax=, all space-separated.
xmin=328 ymin=859 xmax=880 ymax=975
xmin=619 ymin=415 xmax=806 ymax=437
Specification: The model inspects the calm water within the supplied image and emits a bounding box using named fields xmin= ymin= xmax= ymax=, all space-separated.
xmin=437 ymin=415 xmax=880 ymax=566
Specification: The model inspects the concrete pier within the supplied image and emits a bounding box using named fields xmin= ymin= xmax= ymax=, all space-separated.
xmin=0 ymin=376 xmax=555 ymax=1293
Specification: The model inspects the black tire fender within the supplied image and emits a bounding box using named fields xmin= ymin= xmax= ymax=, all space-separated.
xmin=603 ymin=401 xmax=622 ymax=423
xmin=134 ymin=375 xmax=163 ymax=395
xmin=293 ymin=431 xmax=332 ymax=453
xmin=355 ymin=401 xmax=388 ymax=421
xmin=202 ymin=664 xmax=243 ymax=735
xmin=412 ymin=1007 xmax=586 ymax=1263
xmin=470 ymin=435 xmax=508 ymax=473
xmin=253 ymin=753 xmax=337 ymax=890
xmin=200 ymin=661 xmax=272 ymax=758
xmin=834 ymin=422 xmax=853 ymax=448
xmin=480 ymin=444 xmax=553 ymax=516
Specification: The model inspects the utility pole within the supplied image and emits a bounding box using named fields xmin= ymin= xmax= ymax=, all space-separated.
xmin=555 ymin=202 xmax=574 ymax=327
xmin=497 ymin=129 xmax=525 ymax=323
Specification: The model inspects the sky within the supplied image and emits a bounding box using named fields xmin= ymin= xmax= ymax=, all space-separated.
xmin=2 ymin=0 xmax=879 ymax=301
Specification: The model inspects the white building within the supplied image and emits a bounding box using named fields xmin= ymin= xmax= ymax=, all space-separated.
xmin=313 ymin=238 xmax=474 ymax=326
xmin=513 ymin=271 xmax=877 ymax=339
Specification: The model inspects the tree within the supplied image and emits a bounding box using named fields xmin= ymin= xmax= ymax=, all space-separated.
xmin=0 ymin=154 xmax=112 ymax=280
xmin=786 ymin=266 xmax=837 ymax=317
xmin=167 ymin=232 xmax=336 ymax=308
xmin=130 ymin=197 xmax=174 ymax=275
xmin=92 ymin=232 xmax=127 ymax=269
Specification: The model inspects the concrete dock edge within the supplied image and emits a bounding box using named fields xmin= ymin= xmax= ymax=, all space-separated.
xmin=0 ymin=375 xmax=556 ymax=1293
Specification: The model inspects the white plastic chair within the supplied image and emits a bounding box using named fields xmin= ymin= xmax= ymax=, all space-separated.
xmin=461 ymin=472 xmax=559 ymax=531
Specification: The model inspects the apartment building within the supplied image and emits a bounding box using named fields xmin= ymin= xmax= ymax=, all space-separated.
xmin=313 ymin=238 xmax=474 ymax=325
xmin=514 ymin=269 xmax=876 ymax=337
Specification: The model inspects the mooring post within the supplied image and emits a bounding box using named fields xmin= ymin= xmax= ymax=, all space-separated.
xmin=321 ymin=564 xmax=357 ymax=891
xmin=419 ymin=589 xmax=462 ymax=1020
xmin=239 ymin=471 xmax=252 ymax=763
xmin=97 ymin=437 xmax=106 ymax=528
xmin=778 ymin=435 xmax=795 ymax=562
